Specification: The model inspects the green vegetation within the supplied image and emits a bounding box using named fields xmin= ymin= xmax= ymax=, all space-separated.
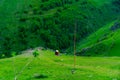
xmin=33 ymin=50 xmax=40 ymax=57
xmin=0 ymin=50 xmax=120 ymax=80
xmin=0 ymin=0 xmax=120 ymax=57
xmin=0 ymin=0 xmax=120 ymax=80
xmin=75 ymin=19 xmax=120 ymax=56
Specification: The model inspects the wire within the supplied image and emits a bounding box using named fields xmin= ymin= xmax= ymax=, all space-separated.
xmin=15 ymin=58 xmax=34 ymax=79
xmin=12 ymin=56 xmax=17 ymax=80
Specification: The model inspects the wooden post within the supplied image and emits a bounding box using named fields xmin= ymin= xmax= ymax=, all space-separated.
xmin=74 ymin=21 xmax=77 ymax=69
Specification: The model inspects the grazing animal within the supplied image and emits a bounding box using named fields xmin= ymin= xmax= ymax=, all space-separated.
xmin=55 ymin=50 xmax=59 ymax=56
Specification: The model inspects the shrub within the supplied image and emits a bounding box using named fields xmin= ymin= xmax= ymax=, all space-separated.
xmin=33 ymin=50 xmax=39 ymax=57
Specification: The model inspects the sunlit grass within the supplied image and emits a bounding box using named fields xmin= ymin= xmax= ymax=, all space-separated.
xmin=0 ymin=50 xmax=120 ymax=80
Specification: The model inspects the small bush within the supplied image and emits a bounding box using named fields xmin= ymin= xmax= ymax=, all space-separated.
xmin=33 ymin=50 xmax=39 ymax=57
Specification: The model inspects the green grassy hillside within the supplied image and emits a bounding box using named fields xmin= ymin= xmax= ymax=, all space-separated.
xmin=76 ymin=19 xmax=120 ymax=56
xmin=0 ymin=50 xmax=120 ymax=80
xmin=0 ymin=1 xmax=120 ymax=80
xmin=0 ymin=0 xmax=120 ymax=57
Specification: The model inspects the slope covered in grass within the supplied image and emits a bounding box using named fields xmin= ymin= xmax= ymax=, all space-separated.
xmin=76 ymin=19 xmax=120 ymax=56
xmin=0 ymin=0 xmax=120 ymax=57
xmin=0 ymin=50 xmax=120 ymax=80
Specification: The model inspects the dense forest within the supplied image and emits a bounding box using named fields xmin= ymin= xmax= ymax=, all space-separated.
xmin=0 ymin=0 xmax=120 ymax=57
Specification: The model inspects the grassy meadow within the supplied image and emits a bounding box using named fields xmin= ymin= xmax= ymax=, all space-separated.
xmin=0 ymin=50 xmax=119 ymax=80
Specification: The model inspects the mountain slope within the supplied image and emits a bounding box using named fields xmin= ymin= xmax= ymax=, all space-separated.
xmin=0 ymin=0 xmax=120 ymax=57
xmin=76 ymin=19 xmax=120 ymax=56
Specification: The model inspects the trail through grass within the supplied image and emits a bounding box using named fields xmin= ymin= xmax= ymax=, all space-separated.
xmin=0 ymin=50 xmax=120 ymax=80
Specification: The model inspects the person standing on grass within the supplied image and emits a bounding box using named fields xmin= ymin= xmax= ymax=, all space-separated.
xmin=55 ymin=50 xmax=59 ymax=56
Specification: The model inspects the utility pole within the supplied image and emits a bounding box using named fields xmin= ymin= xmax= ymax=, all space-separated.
xmin=74 ymin=20 xmax=77 ymax=69
xmin=72 ymin=20 xmax=77 ymax=74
